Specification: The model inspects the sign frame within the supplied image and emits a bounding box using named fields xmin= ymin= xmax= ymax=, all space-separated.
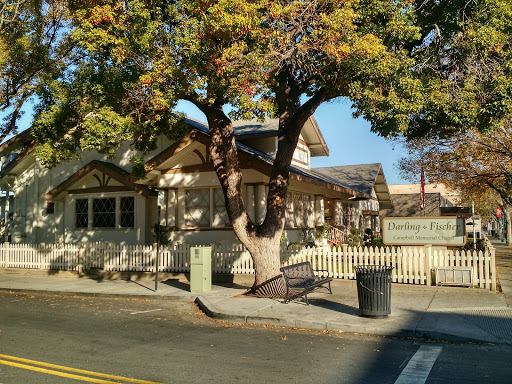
xmin=382 ymin=216 xmax=466 ymax=246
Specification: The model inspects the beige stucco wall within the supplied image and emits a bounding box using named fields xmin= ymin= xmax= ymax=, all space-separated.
xmin=389 ymin=183 xmax=460 ymax=205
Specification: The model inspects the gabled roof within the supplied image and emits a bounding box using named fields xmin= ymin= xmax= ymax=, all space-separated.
xmin=0 ymin=129 xmax=34 ymax=156
xmin=0 ymin=141 xmax=38 ymax=179
xmin=45 ymin=160 xmax=153 ymax=200
xmin=231 ymin=116 xmax=329 ymax=157
xmin=313 ymin=164 xmax=392 ymax=209
xmin=145 ymin=117 xmax=369 ymax=199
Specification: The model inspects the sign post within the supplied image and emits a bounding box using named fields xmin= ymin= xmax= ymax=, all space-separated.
xmin=155 ymin=190 xmax=165 ymax=291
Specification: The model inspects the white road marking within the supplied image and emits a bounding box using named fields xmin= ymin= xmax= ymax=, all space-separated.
xmin=394 ymin=345 xmax=442 ymax=384
xmin=120 ymin=309 xmax=162 ymax=315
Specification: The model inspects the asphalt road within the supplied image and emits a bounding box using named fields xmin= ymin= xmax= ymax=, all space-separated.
xmin=1 ymin=291 xmax=511 ymax=384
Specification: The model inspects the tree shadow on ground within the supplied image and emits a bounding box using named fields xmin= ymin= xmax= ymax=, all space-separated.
xmin=161 ymin=278 xmax=190 ymax=290
xmin=308 ymin=298 xmax=360 ymax=316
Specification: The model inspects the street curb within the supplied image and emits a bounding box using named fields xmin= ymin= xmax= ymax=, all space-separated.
xmin=195 ymin=296 xmax=249 ymax=323
xmin=195 ymin=296 xmax=507 ymax=345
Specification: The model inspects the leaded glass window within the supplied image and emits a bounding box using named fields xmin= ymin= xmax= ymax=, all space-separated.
xmin=293 ymin=193 xmax=304 ymax=228
xmin=93 ymin=198 xmax=116 ymax=228
xmin=213 ymin=189 xmax=229 ymax=227
xmin=303 ymin=194 xmax=314 ymax=228
xmin=185 ymin=189 xmax=210 ymax=227
xmin=120 ymin=197 xmax=135 ymax=228
xmin=75 ymin=199 xmax=88 ymax=228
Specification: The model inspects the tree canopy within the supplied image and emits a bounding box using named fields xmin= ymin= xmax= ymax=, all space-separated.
xmin=399 ymin=121 xmax=512 ymax=209
xmin=2 ymin=1 xmax=510 ymax=156
xmin=0 ymin=0 xmax=71 ymax=142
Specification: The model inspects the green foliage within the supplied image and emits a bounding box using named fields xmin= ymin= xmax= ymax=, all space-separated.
xmin=347 ymin=227 xmax=361 ymax=248
xmin=362 ymin=228 xmax=384 ymax=248
xmin=458 ymin=238 xmax=485 ymax=253
xmin=372 ymin=237 xmax=384 ymax=248
xmin=151 ymin=224 xmax=171 ymax=246
xmin=280 ymin=231 xmax=286 ymax=245
xmin=130 ymin=156 xmax=147 ymax=180
xmin=315 ymin=225 xmax=329 ymax=241
xmin=3 ymin=0 xmax=512 ymax=150
xmin=0 ymin=0 xmax=71 ymax=139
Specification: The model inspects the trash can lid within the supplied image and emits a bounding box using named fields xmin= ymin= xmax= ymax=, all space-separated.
xmin=353 ymin=265 xmax=394 ymax=272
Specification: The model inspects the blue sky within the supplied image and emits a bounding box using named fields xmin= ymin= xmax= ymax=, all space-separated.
xmin=9 ymin=99 xmax=412 ymax=185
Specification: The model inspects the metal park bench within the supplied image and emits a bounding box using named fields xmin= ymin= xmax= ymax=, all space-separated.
xmin=280 ymin=261 xmax=333 ymax=305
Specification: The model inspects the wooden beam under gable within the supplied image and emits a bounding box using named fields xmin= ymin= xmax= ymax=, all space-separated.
xmin=163 ymin=163 xmax=215 ymax=174
xmin=45 ymin=161 xmax=150 ymax=200
xmin=143 ymin=131 xmax=210 ymax=173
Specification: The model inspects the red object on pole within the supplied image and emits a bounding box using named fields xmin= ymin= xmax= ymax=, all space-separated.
xmin=496 ymin=208 xmax=503 ymax=218
xmin=420 ymin=170 xmax=425 ymax=211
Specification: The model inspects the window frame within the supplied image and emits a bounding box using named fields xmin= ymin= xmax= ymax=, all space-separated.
xmin=75 ymin=199 xmax=89 ymax=229
xmin=73 ymin=194 xmax=136 ymax=230
xmin=92 ymin=197 xmax=116 ymax=228
xmin=184 ymin=187 xmax=231 ymax=229
xmin=119 ymin=196 xmax=135 ymax=228
xmin=184 ymin=188 xmax=211 ymax=228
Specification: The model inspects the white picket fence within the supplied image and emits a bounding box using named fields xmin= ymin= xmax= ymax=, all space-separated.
xmin=0 ymin=241 xmax=496 ymax=290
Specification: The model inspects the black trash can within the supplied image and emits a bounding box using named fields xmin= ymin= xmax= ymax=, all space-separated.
xmin=353 ymin=265 xmax=393 ymax=318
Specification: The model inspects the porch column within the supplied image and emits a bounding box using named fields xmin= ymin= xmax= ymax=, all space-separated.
xmin=246 ymin=184 xmax=256 ymax=222
xmin=315 ymin=195 xmax=324 ymax=226
xmin=334 ymin=199 xmax=342 ymax=226
xmin=256 ymin=184 xmax=266 ymax=225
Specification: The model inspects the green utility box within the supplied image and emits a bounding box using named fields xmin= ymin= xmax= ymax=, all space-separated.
xmin=190 ymin=247 xmax=212 ymax=293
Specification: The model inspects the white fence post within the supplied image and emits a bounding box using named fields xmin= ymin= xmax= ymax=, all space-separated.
xmin=424 ymin=244 xmax=432 ymax=286
xmin=490 ymin=247 xmax=497 ymax=292
xmin=78 ymin=243 xmax=84 ymax=274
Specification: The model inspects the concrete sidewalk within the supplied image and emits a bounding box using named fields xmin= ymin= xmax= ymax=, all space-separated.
xmin=1 ymin=269 xmax=511 ymax=345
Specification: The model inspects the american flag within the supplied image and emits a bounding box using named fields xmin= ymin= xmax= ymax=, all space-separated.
xmin=420 ymin=169 xmax=425 ymax=211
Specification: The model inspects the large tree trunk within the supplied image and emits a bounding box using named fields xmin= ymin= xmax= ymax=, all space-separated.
xmin=199 ymin=104 xmax=286 ymax=293
xmin=242 ymin=230 xmax=285 ymax=295
xmin=195 ymin=86 xmax=328 ymax=296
